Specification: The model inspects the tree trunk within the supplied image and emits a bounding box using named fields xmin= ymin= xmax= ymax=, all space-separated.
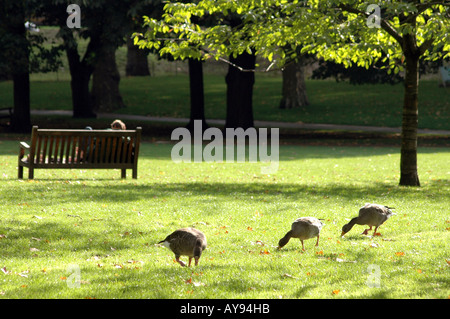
xmin=64 ymin=31 xmax=96 ymax=118
xmin=225 ymin=51 xmax=256 ymax=129
xmin=279 ymin=59 xmax=309 ymax=109
xmin=6 ymin=1 xmax=31 ymax=133
xmin=70 ymin=65 xmax=95 ymax=118
xmin=11 ymin=71 xmax=31 ymax=133
xmin=126 ymin=36 xmax=150 ymax=76
xmin=186 ymin=58 xmax=208 ymax=132
xmin=399 ymin=51 xmax=420 ymax=186
xmin=91 ymin=46 xmax=125 ymax=112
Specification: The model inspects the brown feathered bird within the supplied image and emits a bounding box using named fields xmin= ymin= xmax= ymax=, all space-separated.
xmin=278 ymin=217 xmax=323 ymax=251
xmin=341 ymin=203 xmax=395 ymax=237
xmin=158 ymin=227 xmax=207 ymax=267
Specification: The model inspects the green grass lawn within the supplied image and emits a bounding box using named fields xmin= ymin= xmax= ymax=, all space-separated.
xmin=0 ymin=75 xmax=449 ymax=130
xmin=0 ymin=140 xmax=448 ymax=299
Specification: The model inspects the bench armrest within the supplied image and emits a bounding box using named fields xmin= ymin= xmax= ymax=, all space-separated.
xmin=19 ymin=142 xmax=30 ymax=159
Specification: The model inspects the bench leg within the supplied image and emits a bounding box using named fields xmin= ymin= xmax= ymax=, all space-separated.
xmin=132 ymin=168 xmax=137 ymax=179
xmin=28 ymin=168 xmax=34 ymax=180
xmin=18 ymin=165 xmax=23 ymax=179
xmin=121 ymin=169 xmax=126 ymax=179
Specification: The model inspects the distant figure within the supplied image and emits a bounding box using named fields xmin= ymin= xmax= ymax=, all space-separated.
xmin=111 ymin=119 xmax=126 ymax=130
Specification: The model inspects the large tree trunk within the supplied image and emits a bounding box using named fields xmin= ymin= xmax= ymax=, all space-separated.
xmin=399 ymin=50 xmax=420 ymax=186
xmin=279 ymin=59 xmax=309 ymax=109
xmin=63 ymin=31 xmax=96 ymax=118
xmin=69 ymin=64 xmax=95 ymax=118
xmin=186 ymin=58 xmax=208 ymax=132
xmin=225 ymin=52 xmax=256 ymax=129
xmin=6 ymin=1 xmax=31 ymax=133
xmin=126 ymin=36 xmax=150 ymax=76
xmin=91 ymin=46 xmax=125 ymax=112
xmin=11 ymin=72 xmax=31 ymax=133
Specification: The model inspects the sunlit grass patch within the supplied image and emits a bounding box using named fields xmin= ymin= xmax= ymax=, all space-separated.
xmin=0 ymin=141 xmax=448 ymax=298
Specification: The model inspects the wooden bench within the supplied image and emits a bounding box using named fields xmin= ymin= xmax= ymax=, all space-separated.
xmin=18 ymin=126 xmax=142 ymax=179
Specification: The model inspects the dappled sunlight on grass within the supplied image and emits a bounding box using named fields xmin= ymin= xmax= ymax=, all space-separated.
xmin=0 ymin=141 xmax=448 ymax=298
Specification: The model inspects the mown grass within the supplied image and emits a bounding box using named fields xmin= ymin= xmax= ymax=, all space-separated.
xmin=0 ymin=140 xmax=448 ymax=299
xmin=0 ymin=75 xmax=449 ymax=130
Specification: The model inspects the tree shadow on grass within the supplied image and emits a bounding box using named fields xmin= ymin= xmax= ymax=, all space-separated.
xmin=3 ymin=179 xmax=448 ymax=207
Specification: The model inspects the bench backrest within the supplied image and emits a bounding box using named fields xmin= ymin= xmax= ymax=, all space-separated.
xmin=28 ymin=126 xmax=142 ymax=167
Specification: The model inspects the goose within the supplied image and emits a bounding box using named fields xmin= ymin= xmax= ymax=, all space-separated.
xmin=158 ymin=227 xmax=207 ymax=267
xmin=341 ymin=203 xmax=395 ymax=237
xmin=278 ymin=217 xmax=323 ymax=251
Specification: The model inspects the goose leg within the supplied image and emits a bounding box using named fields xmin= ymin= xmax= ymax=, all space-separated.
xmin=315 ymin=235 xmax=320 ymax=247
xmin=194 ymin=257 xmax=199 ymax=266
xmin=176 ymin=256 xmax=186 ymax=267
xmin=188 ymin=257 xmax=193 ymax=267
xmin=373 ymin=226 xmax=380 ymax=236
xmin=362 ymin=226 xmax=372 ymax=235
xmin=301 ymin=240 xmax=305 ymax=251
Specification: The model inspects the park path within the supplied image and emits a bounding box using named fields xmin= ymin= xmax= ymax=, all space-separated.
xmin=30 ymin=110 xmax=450 ymax=135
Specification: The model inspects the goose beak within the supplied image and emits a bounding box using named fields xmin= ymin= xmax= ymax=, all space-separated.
xmin=340 ymin=231 xmax=346 ymax=237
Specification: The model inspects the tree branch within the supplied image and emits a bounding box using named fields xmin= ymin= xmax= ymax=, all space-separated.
xmin=338 ymin=3 xmax=404 ymax=46
xmin=418 ymin=38 xmax=435 ymax=55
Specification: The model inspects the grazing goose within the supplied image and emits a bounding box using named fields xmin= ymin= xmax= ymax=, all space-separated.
xmin=158 ymin=227 xmax=207 ymax=267
xmin=278 ymin=217 xmax=323 ymax=251
xmin=341 ymin=203 xmax=395 ymax=237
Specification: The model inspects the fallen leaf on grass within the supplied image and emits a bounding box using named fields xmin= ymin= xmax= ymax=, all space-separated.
xmin=283 ymin=273 xmax=298 ymax=279
xmin=315 ymin=250 xmax=324 ymax=255
xmin=185 ymin=277 xmax=204 ymax=286
xmin=395 ymin=252 xmax=405 ymax=256
xmin=1 ymin=267 xmax=11 ymax=275
xmin=332 ymin=289 xmax=340 ymax=295
xmin=259 ymin=249 xmax=270 ymax=255
xmin=29 ymin=248 xmax=39 ymax=252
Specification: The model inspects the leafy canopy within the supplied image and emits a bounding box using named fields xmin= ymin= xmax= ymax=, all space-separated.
xmin=134 ymin=0 xmax=449 ymax=72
